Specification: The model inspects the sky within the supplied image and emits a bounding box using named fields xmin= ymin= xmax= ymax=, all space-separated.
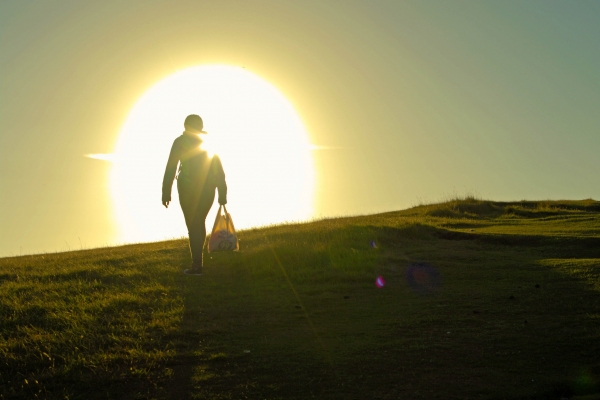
xmin=1 ymin=0 xmax=599 ymax=257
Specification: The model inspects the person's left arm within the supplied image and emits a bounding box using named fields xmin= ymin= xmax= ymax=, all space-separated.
xmin=212 ymin=155 xmax=227 ymax=205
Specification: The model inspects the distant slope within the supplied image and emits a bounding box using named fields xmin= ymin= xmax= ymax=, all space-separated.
xmin=1 ymin=199 xmax=599 ymax=399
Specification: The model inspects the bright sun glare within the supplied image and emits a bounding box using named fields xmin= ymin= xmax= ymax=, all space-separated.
xmin=111 ymin=65 xmax=314 ymax=243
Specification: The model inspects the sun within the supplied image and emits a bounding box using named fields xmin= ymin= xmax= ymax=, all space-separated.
xmin=111 ymin=65 xmax=314 ymax=243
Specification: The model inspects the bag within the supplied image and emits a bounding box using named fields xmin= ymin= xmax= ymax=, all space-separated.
xmin=208 ymin=205 xmax=239 ymax=252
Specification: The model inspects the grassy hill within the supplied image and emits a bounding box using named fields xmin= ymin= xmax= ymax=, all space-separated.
xmin=1 ymin=199 xmax=600 ymax=399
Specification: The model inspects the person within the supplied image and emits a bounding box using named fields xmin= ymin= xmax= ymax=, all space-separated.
xmin=162 ymin=114 xmax=227 ymax=275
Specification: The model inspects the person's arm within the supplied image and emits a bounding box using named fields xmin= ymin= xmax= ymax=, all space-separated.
xmin=212 ymin=155 xmax=227 ymax=205
xmin=162 ymin=139 xmax=181 ymax=207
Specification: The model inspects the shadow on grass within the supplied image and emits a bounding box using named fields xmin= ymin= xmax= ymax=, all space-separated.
xmin=157 ymin=219 xmax=600 ymax=399
xmin=166 ymin=253 xmax=263 ymax=399
xmin=164 ymin=317 xmax=202 ymax=400
xmin=165 ymin=245 xmax=357 ymax=399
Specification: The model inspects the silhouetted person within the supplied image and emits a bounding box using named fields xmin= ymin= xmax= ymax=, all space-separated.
xmin=162 ymin=114 xmax=227 ymax=275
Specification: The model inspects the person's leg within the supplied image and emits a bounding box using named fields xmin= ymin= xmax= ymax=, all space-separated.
xmin=179 ymin=181 xmax=216 ymax=270
xmin=187 ymin=196 xmax=214 ymax=268
xmin=179 ymin=196 xmax=193 ymax=232
xmin=178 ymin=187 xmax=200 ymax=267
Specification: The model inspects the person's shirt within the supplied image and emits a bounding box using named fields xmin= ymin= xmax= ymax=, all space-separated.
xmin=162 ymin=132 xmax=227 ymax=204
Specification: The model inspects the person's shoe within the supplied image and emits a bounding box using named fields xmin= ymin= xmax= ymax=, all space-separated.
xmin=184 ymin=266 xmax=203 ymax=276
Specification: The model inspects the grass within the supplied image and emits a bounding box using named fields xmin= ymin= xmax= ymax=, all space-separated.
xmin=1 ymin=198 xmax=600 ymax=399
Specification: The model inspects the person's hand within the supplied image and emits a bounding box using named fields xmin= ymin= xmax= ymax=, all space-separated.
xmin=163 ymin=200 xmax=170 ymax=208
xmin=218 ymin=199 xmax=227 ymax=206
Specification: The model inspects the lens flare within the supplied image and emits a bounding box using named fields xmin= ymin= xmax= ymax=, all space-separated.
xmin=375 ymin=276 xmax=385 ymax=288
xmin=406 ymin=262 xmax=441 ymax=294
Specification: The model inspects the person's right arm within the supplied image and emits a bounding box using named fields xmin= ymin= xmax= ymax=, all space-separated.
xmin=162 ymin=139 xmax=181 ymax=207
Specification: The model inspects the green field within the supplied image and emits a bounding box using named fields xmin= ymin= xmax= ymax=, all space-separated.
xmin=1 ymin=199 xmax=600 ymax=399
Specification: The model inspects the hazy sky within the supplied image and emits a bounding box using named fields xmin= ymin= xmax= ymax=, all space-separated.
xmin=1 ymin=1 xmax=599 ymax=256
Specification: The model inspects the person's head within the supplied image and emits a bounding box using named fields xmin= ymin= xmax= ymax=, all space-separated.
xmin=184 ymin=114 xmax=207 ymax=134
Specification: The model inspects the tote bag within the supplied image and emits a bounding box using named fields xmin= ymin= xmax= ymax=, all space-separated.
xmin=208 ymin=205 xmax=239 ymax=252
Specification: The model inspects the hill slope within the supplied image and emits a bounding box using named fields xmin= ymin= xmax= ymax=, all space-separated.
xmin=1 ymin=199 xmax=600 ymax=399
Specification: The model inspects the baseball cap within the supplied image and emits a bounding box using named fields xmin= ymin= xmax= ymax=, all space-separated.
xmin=184 ymin=114 xmax=207 ymax=133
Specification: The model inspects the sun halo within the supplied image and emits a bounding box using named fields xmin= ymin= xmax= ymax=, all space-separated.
xmin=111 ymin=65 xmax=314 ymax=243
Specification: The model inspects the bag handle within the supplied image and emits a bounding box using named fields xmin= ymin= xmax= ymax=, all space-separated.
xmin=220 ymin=205 xmax=235 ymax=233
xmin=212 ymin=204 xmax=231 ymax=228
